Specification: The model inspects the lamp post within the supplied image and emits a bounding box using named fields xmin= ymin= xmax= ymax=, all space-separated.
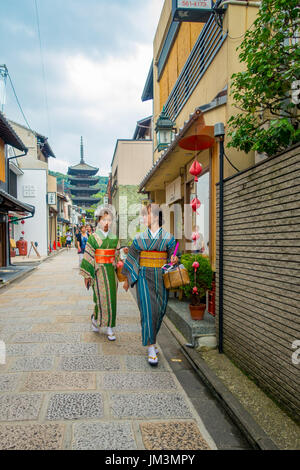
xmin=155 ymin=107 xmax=175 ymax=152
xmin=214 ymin=123 xmax=225 ymax=354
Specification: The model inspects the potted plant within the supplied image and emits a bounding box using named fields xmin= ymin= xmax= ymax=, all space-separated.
xmin=181 ymin=253 xmax=213 ymax=320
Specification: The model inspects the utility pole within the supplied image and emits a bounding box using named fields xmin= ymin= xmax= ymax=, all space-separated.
xmin=0 ymin=65 xmax=8 ymax=113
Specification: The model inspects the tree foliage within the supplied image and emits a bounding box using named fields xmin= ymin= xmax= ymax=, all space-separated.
xmin=228 ymin=0 xmax=300 ymax=156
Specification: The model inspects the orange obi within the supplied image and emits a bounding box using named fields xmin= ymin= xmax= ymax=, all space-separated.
xmin=95 ymin=249 xmax=116 ymax=264
xmin=140 ymin=251 xmax=167 ymax=268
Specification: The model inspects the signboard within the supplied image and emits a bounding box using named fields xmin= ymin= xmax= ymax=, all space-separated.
xmin=47 ymin=192 xmax=57 ymax=205
xmin=173 ymin=0 xmax=212 ymax=22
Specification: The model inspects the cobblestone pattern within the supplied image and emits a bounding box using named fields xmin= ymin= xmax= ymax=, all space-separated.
xmin=0 ymin=250 xmax=214 ymax=450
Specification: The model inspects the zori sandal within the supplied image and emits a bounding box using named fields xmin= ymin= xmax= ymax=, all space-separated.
xmin=107 ymin=327 xmax=116 ymax=341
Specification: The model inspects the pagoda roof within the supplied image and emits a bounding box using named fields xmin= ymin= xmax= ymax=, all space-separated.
xmin=68 ymin=175 xmax=99 ymax=182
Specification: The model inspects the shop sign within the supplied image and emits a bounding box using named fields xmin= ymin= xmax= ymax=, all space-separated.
xmin=173 ymin=0 xmax=212 ymax=22
xmin=47 ymin=192 xmax=57 ymax=205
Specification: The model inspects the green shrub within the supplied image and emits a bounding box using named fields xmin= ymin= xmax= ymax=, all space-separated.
xmin=60 ymin=236 xmax=66 ymax=247
xmin=181 ymin=253 xmax=213 ymax=304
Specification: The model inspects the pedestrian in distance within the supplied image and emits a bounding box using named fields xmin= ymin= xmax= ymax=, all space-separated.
xmin=86 ymin=223 xmax=93 ymax=237
xmin=66 ymin=229 xmax=72 ymax=250
xmin=77 ymin=225 xmax=88 ymax=267
xmin=122 ymin=204 xmax=178 ymax=366
xmin=79 ymin=207 xmax=121 ymax=341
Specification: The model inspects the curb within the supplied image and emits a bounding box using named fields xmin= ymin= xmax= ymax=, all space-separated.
xmin=0 ymin=248 xmax=67 ymax=291
xmin=163 ymin=315 xmax=279 ymax=451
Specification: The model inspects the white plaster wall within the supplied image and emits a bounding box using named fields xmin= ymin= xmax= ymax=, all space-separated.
xmin=15 ymin=169 xmax=48 ymax=256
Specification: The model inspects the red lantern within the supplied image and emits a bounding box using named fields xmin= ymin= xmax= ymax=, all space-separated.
xmin=21 ymin=220 xmax=25 ymax=225
xmin=189 ymin=161 xmax=203 ymax=182
xmin=190 ymin=198 xmax=201 ymax=213
xmin=21 ymin=231 xmax=25 ymax=235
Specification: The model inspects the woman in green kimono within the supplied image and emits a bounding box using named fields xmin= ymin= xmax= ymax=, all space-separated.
xmin=80 ymin=207 xmax=119 ymax=341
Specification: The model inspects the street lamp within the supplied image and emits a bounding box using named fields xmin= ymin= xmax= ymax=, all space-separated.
xmin=155 ymin=107 xmax=175 ymax=152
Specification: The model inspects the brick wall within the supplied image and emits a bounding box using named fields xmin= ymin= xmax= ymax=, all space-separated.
xmin=216 ymin=143 xmax=300 ymax=421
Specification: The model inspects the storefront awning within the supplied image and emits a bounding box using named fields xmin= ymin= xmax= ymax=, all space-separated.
xmin=0 ymin=189 xmax=35 ymax=215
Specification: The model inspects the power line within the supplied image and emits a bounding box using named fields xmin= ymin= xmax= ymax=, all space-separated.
xmin=34 ymin=0 xmax=51 ymax=138
xmin=7 ymin=71 xmax=33 ymax=132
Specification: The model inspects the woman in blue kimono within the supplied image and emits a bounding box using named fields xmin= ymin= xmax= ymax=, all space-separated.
xmin=122 ymin=204 xmax=178 ymax=366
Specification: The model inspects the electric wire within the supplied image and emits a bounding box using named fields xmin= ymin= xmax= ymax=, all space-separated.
xmin=224 ymin=151 xmax=240 ymax=172
xmin=34 ymin=0 xmax=51 ymax=138
xmin=7 ymin=72 xmax=33 ymax=132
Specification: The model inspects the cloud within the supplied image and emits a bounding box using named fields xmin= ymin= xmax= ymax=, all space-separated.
xmin=1 ymin=0 xmax=165 ymax=175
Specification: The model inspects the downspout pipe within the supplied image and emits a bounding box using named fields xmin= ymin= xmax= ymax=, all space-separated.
xmin=219 ymin=1 xmax=261 ymax=7
xmin=214 ymin=123 xmax=225 ymax=354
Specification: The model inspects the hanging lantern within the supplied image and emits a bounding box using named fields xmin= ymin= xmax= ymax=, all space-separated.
xmin=21 ymin=220 xmax=25 ymax=225
xmin=21 ymin=231 xmax=25 ymax=235
xmin=190 ymin=198 xmax=201 ymax=213
xmin=192 ymin=261 xmax=199 ymax=272
xmin=155 ymin=107 xmax=175 ymax=152
xmin=189 ymin=161 xmax=203 ymax=183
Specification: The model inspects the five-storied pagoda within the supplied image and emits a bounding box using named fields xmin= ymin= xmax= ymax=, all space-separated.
xmin=67 ymin=137 xmax=101 ymax=208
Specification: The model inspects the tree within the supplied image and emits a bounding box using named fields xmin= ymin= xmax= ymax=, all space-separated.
xmin=228 ymin=0 xmax=300 ymax=156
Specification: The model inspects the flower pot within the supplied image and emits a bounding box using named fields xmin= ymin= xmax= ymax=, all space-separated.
xmin=189 ymin=303 xmax=206 ymax=321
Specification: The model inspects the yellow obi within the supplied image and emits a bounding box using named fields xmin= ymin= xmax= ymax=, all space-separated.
xmin=140 ymin=251 xmax=167 ymax=268
xmin=95 ymin=249 xmax=116 ymax=264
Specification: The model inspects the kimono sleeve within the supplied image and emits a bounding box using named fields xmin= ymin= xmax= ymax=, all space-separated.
xmin=166 ymin=235 xmax=177 ymax=263
xmin=79 ymin=235 xmax=97 ymax=283
xmin=122 ymin=238 xmax=140 ymax=287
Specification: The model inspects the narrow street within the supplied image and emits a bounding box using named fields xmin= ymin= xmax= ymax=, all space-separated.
xmin=0 ymin=249 xmax=223 ymax=451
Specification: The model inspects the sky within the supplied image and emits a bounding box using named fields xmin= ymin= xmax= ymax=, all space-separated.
xmin=0 ymin=0 xmax=165 ymax=175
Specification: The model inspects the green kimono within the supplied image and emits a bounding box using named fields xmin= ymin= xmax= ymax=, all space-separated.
xmin=80 ymin=230 xmax=119 ymax=328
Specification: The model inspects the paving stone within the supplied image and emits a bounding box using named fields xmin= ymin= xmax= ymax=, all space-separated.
xmin=40 ymin=343 xmax=98 ymax=356
xmin=12 ymin=332 xmax=81 ymax=343
xmin=0 ymin=374 xmax=20 ymax=392
xmin=110 ymin=393 xmax=192 ymax=419
xmin=140 ymin=421 xmax=211 ymax=450
xmin=10 ymin=356 xmax=55 ymax=372
xmin=117 ymin=316 xmax=139 ymax=325
xmin=31 ymin=324 xmax=69 ymax=333
xmin=55 ymin=316 xmax=88 ymax=323
xmin=73 ymin=422 xmax=137 ymax=450
xmin=60 ymin=355 xmax=121 ymax=371
xmin=102 ymin=342 xmax=145 ymax=356
xmin=0 ymin=424 xmax=65 ymax=450
xmin=22 ymin=372 xmax=96 ymax=391
xmin=69 ymin=323 xmax=94 ymax=332
xmin=0 ymin=318 xmax=51 ymax=325
xmin=47 ymin=393 xmax=103 ymax=420
xmin=0 ymin=393 xmax=43 ymax=421
xmin=115 ymin=324 xmax=140 ymax=333
xmin=0 ymin=324 xmax=33 ymax=334
xmin=125 ymin=356 xmax=167 ymax=371
xmin=6 ymin=344 xmax=41 ymax=356
xmin=102 ymin=372 xmax=177 ymax=390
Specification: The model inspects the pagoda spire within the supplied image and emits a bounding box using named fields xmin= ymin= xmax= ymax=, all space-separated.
xmin=80 ymin=136 xmax=85 ymax=164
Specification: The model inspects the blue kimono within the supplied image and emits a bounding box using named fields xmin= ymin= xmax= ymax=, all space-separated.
xmin=122 ymin=228 xmax=176 ymax=346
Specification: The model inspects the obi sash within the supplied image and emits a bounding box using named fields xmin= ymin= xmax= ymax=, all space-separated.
xmin=139 ymin=251 xmax=167 ymax=268
xmin=95 ymin=249 xmax=116 ymax=264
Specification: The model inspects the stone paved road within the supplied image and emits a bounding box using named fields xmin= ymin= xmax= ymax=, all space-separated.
xmin=0 ymin=249 xmax=216 ymax=450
